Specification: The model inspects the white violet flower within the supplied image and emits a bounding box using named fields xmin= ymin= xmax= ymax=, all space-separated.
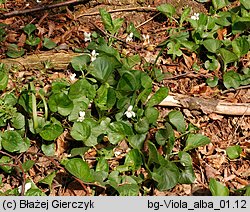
xmin=69 ymin=73 xmax=76 ymax=81
xmin=18 ymin=182 xmax=32 ymax=194
xmin=124 ymin=105 xmax=135 ymax=118
xmin=91 ymin=50 xmax=99 ymax=62
xmin=114 ymin=150 xmax=122 ymax=157
xmin=84 ymin=32 xmax=92 ymax=42
xmin=126 ymin=32 xmax=134 ymax=43
xmin=77 ymin=111 xmax=86 ymax=122
xmin=142 ymin=34 xmax=150 ymax=45
xmin=7 ymin=126 xmax=14 ymax=131
xmin=191 ymin=13 xmax=200 ymax=20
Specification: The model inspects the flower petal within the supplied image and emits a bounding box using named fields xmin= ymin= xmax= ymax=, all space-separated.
xmin=128 ymin=105 xmax=133 ymax=111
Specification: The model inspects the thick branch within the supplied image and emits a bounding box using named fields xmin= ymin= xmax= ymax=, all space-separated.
xmin=159 ymin=93 xmax=250 ymax=116
xmin=0 ymin=52 xmax=81 ymax=70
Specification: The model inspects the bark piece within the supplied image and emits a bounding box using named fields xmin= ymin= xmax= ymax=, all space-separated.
xmin=159 ymin=93 xmax=250 ymax=116
xmin=0 ymin=52 xmax=81 ymax=70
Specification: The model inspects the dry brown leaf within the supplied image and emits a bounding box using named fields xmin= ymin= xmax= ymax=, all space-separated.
xmin=50 ymin=72 xmax=67 ymax=80
xmin=183 ymin=108 xmax=193 ymax=118
xmin=223 ymin=174 xmax=236 ymax=182
xmin=235 ymin=177 xmax=249 ymax=186
xmin=208 ymin=113 xmax=224 ymax=121
xmin=27 ymin=145 xmax=39 ymax=154
xmin=6 ymin=32 xmax=18 ymax=43
xmin=183 ymin=53 xmax=193 ymax=69
xmin=206 ymin=154 xmax=226 ymax=169
xmin=241 ymin=169 xmax=250 ymax=178
xmin=49 ymin=186 xmax=58 ymax=196
xmin=1 ymin=17 xmax=15 ymax=25
xmin=48 ymin=21 xmax=56 ymax=38
xmin=17 ymin=33 xmax=26 ymax=47
xmin=61 ymin=29 xmax=73 ymax=43
xmin=231 ymin=181 xmax=245 ymax=189
xmin=61 ymin=181 xmax=86 ymax=196
xmin=190 ymin=83 xmax=217 ymax=97
xmin=0 ymin=183 xmax=12 ymax=193
xmin=206 ymin=142 xmax=215 ymax=156
xmin=36 ymin=26 xmax=46 ymax=37
xmin=204 ymin=163 xmax=220 ymax=180
xmin=154 ymin=189 xmax=167 ymax=196
xmin=232 ymin=162 xmax=250 ymax=177
xmin=85 ymin=148 xmax=97 ymax=159
xmin=191 ymin=52 xmax=197 ymax=62
xmin=217 ymin=28 xmax=227 ymax=40
xmin=65 ymin=7 xmax=74 ymax=20
xmin=33 ymin=175 xmax=43 ymax=184
xmin=55 ymin=130 xmax=69 ymax=157
xmin=144 ymin=51 xmax=161 ymax=64
xmin=199 ymin=145 xmax=208 ymax=155
xmin=28 ymin=167 xmax=36 ymax=177
xmin=182 ymin=184 xmax=192 ymax=195
xmin=118 ymin=140 xmax=129 ymax=151
xmin=38 ymin=12 xmax=49 ymax=26
xmin=190 ymin=83 xmax=206 ymax=94
xmin=37 ymin=157 xmax=52 ymax=167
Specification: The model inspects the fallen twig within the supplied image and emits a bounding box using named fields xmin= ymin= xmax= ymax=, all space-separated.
xmin=0 ymin=150 xmax=26 ymax=196
xmin=221 ymin=85 xmax=250 ymax=94
xmin=1 ymin=0 xmax=88 ymax=18
xmin=165 ymin=72 xmax=190 ymax=80
xmin=89 ymin=21 xmax=139 ymax=49
xmin=165 ymin=71 xmax=213 ymax=80
xmin=135 ymin=12 xmax=161 ymax=28
xmin=89 ymin=21 xmax=127 ymax=44
xmin=76 ymin=6 xmax=157 ymax=18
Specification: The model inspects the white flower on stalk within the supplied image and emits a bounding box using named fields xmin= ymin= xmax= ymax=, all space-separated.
xmin=7 ymin=126 xmax=14 ymax=131
xmin=124 ymin=105 xmax=135 ymax=119
xmin=18 ymin=182 xmax=32 ymax=194
xmin=191 ymin=13 xmax=200 ymax=20
xmin=69 ymin=73 xmax=76 ymax=81
xmin=77 ymin=111 xmax=86 ymax=122
xmin=126 ymin=32 xmax=134 ymax=43
xmin=90 ymin=50 xmax=99 ymax=62
xmin=84 ymin=32 xmax=92 ymax=42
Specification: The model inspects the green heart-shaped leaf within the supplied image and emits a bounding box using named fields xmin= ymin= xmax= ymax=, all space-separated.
xmin=64 ymin=158 xmax=94 ymax=182
xmin=184 ymin=134 xmax=210 ymax=151
xmin=209 ymin=178 xmax=229 ymax=196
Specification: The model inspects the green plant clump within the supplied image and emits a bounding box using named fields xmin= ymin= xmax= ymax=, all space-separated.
xmin=0 ymin=35 xmax=211 ymax=195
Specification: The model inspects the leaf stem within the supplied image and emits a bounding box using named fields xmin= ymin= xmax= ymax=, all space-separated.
xmin=38 ymin=90 xmax=48 ymax=121
xmin=30 ymin=82 xmax=38 ymax=131
xmin=176 ymin=129 xmax=195 ymax=140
